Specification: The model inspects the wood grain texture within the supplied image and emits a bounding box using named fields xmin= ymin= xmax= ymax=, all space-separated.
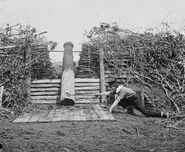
xmin=0 ymin=86 xmax=4 ymax=107
xmin=31 ymin=92 xmax=59 ymax=96
xmin=13 ymin=113 xmax=32 ymax=123
xmin=31 ymin=88 xmax=60 ymax=92
xmin=39 ymin=110 xmax=55 ymax=122
xmin=52 ymin=109 xmax=62 ymax=121
xmin=31 ymin=83 xmax=60 ymax=88
xmin=31 ymin=100 xmax=57 ymax=104
xmin=32 ymin=79 xmax=60 ymax=84
xmin=27 ymin=113 xmax=42 ymax=122
xmin=75 ymin=83 xmax=100 ymax=87
xmin=75 ymin=86 xmax=100 ymax=90
xmin=13 ymin=104 xmax=115 ymax=122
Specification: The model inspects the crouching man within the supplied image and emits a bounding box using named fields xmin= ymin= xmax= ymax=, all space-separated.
xmin=96 ymin=84 xmax=169 ymax=118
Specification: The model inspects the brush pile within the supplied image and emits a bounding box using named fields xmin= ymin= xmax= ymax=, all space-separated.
xmin=0 ymin=24 xmax=56 ymax=116
xmin=79 ymin=22 xmax=185 ymax=113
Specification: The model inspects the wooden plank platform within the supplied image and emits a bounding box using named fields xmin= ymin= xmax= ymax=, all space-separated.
xmin=13 ymin=104 xmax=115 ymax=123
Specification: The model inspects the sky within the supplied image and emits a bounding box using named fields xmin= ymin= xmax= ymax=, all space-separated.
xmin=0 ymin=0 xmax=185 ymax=62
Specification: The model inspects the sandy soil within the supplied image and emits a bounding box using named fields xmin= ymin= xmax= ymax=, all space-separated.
xmin=1 ymin=105 xmax=185 ymax=152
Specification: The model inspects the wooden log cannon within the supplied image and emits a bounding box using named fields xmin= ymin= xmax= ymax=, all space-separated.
xmin=60 ymin=41 xmax=75 ymax=105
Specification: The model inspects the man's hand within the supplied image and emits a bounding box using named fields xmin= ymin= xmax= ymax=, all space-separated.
xmin=109 ymin=107 xmax=113 ymax=113
xmin=109 ymin=99 xmax=120 ymax=113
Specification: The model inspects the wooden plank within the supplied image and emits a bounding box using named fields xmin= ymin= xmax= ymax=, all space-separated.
xmin=75 ymin=83 xmax=100 ymax=87
xmin=31 ymin=100 xmax=57 ymax=104
xmin=32 ymin=79 xmax=60 ymax=84
xmin=89 ymin=108 xmax=100 ymax=120
xmin=31 ymin=96 xmax=58 ymax=100
xmin=39 ymin=110 xmax=56 ymax=122
xmin=83 ymin=108 xmax=92 ymax=120
xmin=31 ymin=83 xmax=60 ymax=88
xmin=31 ymin=92 xmax=59 ymax=96
xmin=32 ymin=78 xmax=100 ymax=84
xmin=78 ymin=110 xmax=86 ymax=121
xmin=38 ymin=111 xmax=49 ymax=122
xmin=73 ymin=110 xmax=83 ymax=121
xmin=0 ymin=86 xmax=4 ymax=108
xmin=92 ymin=105 xmax=103 ymax=120
xmin=31 ymin=88 xmax=60 ymax=92
xmin=0 ymin=44 xmax=48 ymax=50
xmin=27 ymin=112 xmax=42 ymax=122
xmin=67 ymin=110 xmax=75 ymax=121
xmin=75 ymin=78 xmax=100 ymax=83
xmin=13 ymin=113 xmax=32 ymax=123
xmin=75 ymin=95 xmax=99 ymax=99
xmin=75 ymin=90 xmax=100 ymax=95
xmin=93 ymin=104 xmax=107 ymax=120
xmin=94 ymin=104 xmax=115 ymax=120
xmin=31 ymin=85 xmax=99 ymax=90
xmin=75 ymin=86 xmax=100 ymax=90
xmin=52 ymin=109 xmax=62 ymax=121
xmin=75 ymin=100 xmax=100 ymax=104
xmin=61 ymin=109 xmax=70 ymax=121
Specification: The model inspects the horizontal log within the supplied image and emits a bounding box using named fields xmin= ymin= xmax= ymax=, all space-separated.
xmin=31 ymin=100 xmax=57 ymax=104
xmin=0 ymin=44 xmax=47 ymax=50
xmin=31 ymin=84 xmax=60 ymax=88
xmin=77 ymin=70 xmax=92 ymax=73
xmin=32 ymin=99 xmax=100 ymax=104
xmin=32 ymin=79 xmax=60 ymax=84
xmin=31 ymin=88 xmax=60 ymax=92
xmin=31 ymin=78 xmax=100 ymax=83
xmin=75 ymin=90 xmax=100 ymax=95
xmin=76 ymin=76 xmax=92 ymax=79
xmin=75 ymin=78 xmax=100 ymax=83
xmin=79 ymin=59 xmax=90 ymax=61
xmin=50 ymin=50 xmax=81 ymax=52
xmin=77 ymin=65 xmax=90 ymax=68
xmin=75 ymin=95 xmax=99 ymax=99
xmin=75 ymin=83 xmax=100 ymax=87
xmin=31 ymin=92 xmax=59 ymax=96
xmin=75 ymin=86 xmax=100 ymax=90
xmin=75 ymin=100 xmax=100 ymax=104
xmin=76 ymin=67 xmax=90 ymax=69
xmin=31 ymin=96 xmax=58 ymax=100
xmin=31 ymin=85 xmax=100 ymax=89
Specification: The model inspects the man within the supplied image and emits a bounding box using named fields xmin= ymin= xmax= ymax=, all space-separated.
xmin=96 ymin=84 xmax=169 ymax=118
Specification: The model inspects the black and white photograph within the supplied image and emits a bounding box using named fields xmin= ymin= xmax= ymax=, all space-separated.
xmin=0 ymin=0 xmax=185 ymax=151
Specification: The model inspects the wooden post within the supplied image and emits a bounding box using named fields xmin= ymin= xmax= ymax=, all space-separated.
xmin=60 ymin=41 xmax=75 ymax=105
xmin=25 ymin=46 xmax=31 ymax=103
xmin=0 ymin=86 xmax=4 ymax=108
xmin=0 ymin=37 xmax=2 ymax=47
xmin=99 ymin=48 xmax=106 ymax=103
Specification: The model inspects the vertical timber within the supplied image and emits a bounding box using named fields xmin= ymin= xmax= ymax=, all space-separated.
xmin=0 ymin=86 xmax=4 ymax=108
xmin=60 ymin=41 xmax=75 ymax=105
xmin=99 ymin=48 xmax=106 ymax=103
xmin=25 ymin=46 xmax=31 ymax=103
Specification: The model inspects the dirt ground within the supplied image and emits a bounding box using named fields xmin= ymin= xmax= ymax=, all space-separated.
xmin=1 ymin=104 xmax=185 ymax=152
